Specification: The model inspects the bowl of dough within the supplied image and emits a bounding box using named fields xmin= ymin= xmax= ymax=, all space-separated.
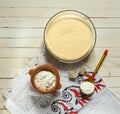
xmin=44 ymin=10 xmax=96 ymax=63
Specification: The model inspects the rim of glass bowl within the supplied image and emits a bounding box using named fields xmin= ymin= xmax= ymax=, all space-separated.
xmin=44 ymin=10 xmax=97 ymax=63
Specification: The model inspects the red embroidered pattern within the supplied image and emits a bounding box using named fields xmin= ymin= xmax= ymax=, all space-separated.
xmin=51 ymin=72 xmax=105 ymax=114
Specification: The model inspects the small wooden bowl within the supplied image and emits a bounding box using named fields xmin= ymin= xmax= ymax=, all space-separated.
xmin=29 ymin=64 xmax=62 ymax=94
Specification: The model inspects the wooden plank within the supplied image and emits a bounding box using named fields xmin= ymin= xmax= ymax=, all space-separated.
xmin=0 ymin=47 xmax=119 ymax=58
xmin=0 ymin=89 xmax=6 ymax=110
xmin=0 ymin=8 xmax=120 ymax=18
xmin=103 ymin=77 xmax=120 ymax=88
xmin=0 ymin=65 xmax=119 ymax=78
xmin=84 ymin=58 xmax=120 ymax=77
xmin=0 ymin=38 xmax=43 ymax=48
xmin=0 ymin=67 xmax=23 ymax=78
xmin=96 ymin=29 xmax=120 ymax=41
xmin=0 ymin=18 xmax=120 ymax=28
xmin=0 ymin=102 xmax=4 ymax=109
xmin=0 ymin=28 xmax=120 ymax=43
xmin=89 ymin=48 xmax=120 ymax=58
xmin=91 ymin=18 xmax=120 ymax=28
xmin=0 ymin=89 xmax=4 ymax=102
xmin=0 ymin=28 xmax=44 ymax=37
xmin=109 ymin=87 xmax=120 ymax=99
xmin=0 ymin=79 xmax=12 ymax=88
xmin=0 ymin=110 xmax=9 ymax=114
xmin=0 ymin=57 xmax=119 ymax=78
xmin=0 ymin=48 xmax=42 ymax=57
xmin=0 ymin=18 xmax=48 ymax=28
xmin=0 ymin=58 xmax=32 ymax=77
xmin=0 ymin=58 xmax=31 ymax=68
xmin=0 ymin=47 xmax=120 ymax=78
xmin=0 ymin=98 xmax=4 ymax=110
xmin=95 ymin=37 xmax=120 ymax=48
xmin=0 ymin=0 xmax=119 ymax=9
xmin=0 ymin=61 xmax=120 ymax=78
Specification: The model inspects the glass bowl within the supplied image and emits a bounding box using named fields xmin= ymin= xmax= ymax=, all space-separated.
xmin=44 ymin=10 xmax=96 ymax=63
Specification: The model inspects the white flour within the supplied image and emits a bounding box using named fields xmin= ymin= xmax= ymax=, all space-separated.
xmin=80 ymin=81 xmax=94 ymax=95
xmin=35 ymin=70 xmax=55 ymax=91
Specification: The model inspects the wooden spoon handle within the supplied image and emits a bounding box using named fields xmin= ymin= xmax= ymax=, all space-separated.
xmin=93 ymin=49 xmax=108 ymax=77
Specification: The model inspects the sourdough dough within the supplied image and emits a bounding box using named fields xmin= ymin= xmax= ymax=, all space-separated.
xmin=45 ymin=13 xmax=93 ymax=62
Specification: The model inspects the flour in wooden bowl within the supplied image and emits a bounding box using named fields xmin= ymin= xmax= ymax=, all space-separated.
xmin=34 ymin=70 xmax=56 ymax=91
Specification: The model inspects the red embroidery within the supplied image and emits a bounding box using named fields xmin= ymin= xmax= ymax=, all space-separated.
xmin=51 ymin=70 xmax=105 ymax=114
xmin=84 ymin=74 xmax=96 ymax=82
xmin=69 ymin=88 xmax=80 ymax=98
xmin=57 ymin=101 xmax=69 ymax=111
xmin=95 ymin=83 xmax=105 ymax=93
xmin=67 ymin=111 xmax=78 ymax=114
xmin=57 ymin=101 xmax=78 ymax=114
xmin=78 ymin=98 xmax=90 ymax=107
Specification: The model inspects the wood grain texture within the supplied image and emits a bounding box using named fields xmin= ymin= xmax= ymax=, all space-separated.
xmin=0 ymin=18 xmax=120 ymax=28
xmin=0 ymin=38 xmax=43 ymax=48
xmin=0 ymin=0 xmax=119 ymax=8
xmin=0 ymin=47 xmax=119 ymax=58
xmin=0 ymin=8 xmax=120 ymax=18
xmin=0 ymin=57 xmax=120 ymax=78
xmin=0 ymin=0 xmax=120 ymax=113
xmin=0 ymin=110 xmax=9 ymax=114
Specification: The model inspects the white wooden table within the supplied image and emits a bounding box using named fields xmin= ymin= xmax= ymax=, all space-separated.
xmin=0 ymin=0 xmax=120 ymax=113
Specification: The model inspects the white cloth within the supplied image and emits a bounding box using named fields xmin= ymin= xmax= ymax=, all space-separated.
xmin=3 ymin=49 xmax=120 ymax=114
